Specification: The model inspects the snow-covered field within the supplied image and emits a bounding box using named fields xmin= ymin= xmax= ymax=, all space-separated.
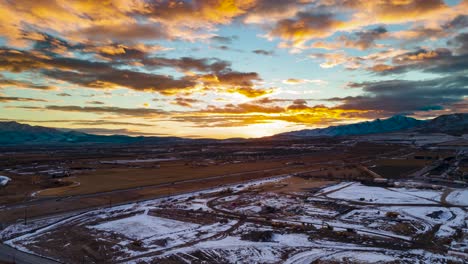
xmin=0 ymin=175 xmax=11 ymax=186
xmin=447 ymin=189 xmax=468 ymax=206
xmin=92 ymin=212 xmax=199 ymax=240
xmin=326 ymin=182 xmax=440 ymax=204
xmin=2 ymin=178 xmax=466 ymax=264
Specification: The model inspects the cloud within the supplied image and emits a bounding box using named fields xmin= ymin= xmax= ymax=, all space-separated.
xmin=309 ymin=52 xmax=363 ymax=69
xmin=0 ymin=118 xmax=155 ymax=128
xmin=175 ymin=99 xmax=368 ymax=127
xmin=19 ymin=105 xmax=167 ymax=117
xmin=197 ymin=71 xmax=273 ymax=98
xmin=0 ymin=96 xmax=48 ymax=102
xmin=71 ymin=127 xmax=164 ymax=136
xmin=86 ymin=101 xmax=105 ymax=105
xmin=202 ymin=102 xmax=284 ymax=114
xmin=260 ymin=0 xmax=466 ymax=52
xmin=70 ymin=23 xmax=170 ymax=43
xmin=282 ymin=78 xmax=326 ymax=85
xmin=330 ymin=75 xmax=468 ymax=114
xmin=228 ymin=87 xmax=274 ymax=98
xmin=368 ymin=46 xmax=468 ymax=75
xmin=0 ymin=47 xmax=270 ymax=97
xmin=0 ymin=78 xmax=55 ymax=90
xmin=338 ymin=26 xmax=388 ymax=50
xmin=391 ymin=26 xmax=449 ymax=42
xmin=450 ymin=32 xmax=468 ymax=55
xmin=139 ymin=57 xmax=231 ymax=73
xmin=252 ymin=49 xmax=274 ymax=56
xmin=171 ymin=98 xmax=202 ymax=108
xmin=210 ymin=35 xmax=237 ymax=44
xmin=269 ymin=12 xmax=346 ymax=48
xmin=56 ymin=93 xmax=71 ymax=97
xmin=444 ymin=14 xmax=468 ymax=30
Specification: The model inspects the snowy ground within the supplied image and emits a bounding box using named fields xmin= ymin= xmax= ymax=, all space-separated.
xmin=2 ymin=178 xmax=466 ymax=264
xmin=0 ymin=175 xmax=11 ymax=186
xmin=447 ymin=189 xmax=468 ymax=206
xmin=92 ymin=211 xmax=200 ymax=241
xmin=326 ymin=182 xmax=440 ymax=204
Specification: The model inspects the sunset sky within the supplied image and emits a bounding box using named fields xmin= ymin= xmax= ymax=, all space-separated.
xmin=0 ymin=0 xmax=467 ymax=138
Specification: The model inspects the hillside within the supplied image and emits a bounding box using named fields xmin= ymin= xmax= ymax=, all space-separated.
xmin=277 ymin=115 xmax=425 ymax=138
xmin=0 ymin=121 xmax=192 ymax=145
xmin=412 ymin=113 xmax=468 ymax=136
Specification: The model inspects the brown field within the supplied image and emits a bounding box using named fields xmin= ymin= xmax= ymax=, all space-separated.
xmin=0 ymin=141 xmax=412 ymax=224
xmin=260 ymin=177 xmax=336 ymax=193
xmin=369 ymin=158 xmax=430 ymax=178
xmin=37 ymin=159 xmax=305 ymax=197
xmin=0 ymin=163 xmax=322 ymax=224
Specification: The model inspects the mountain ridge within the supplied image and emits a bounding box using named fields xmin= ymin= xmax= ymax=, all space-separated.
xmin=0 ymin=113 xmax=466 ymax=144
xmin=276 ymin=115 xmax=425 ymax=138
xmin=0 ymin=121 xmax=199 ymax=145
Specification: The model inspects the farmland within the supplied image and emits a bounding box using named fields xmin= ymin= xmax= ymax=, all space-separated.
xmin=0 ymin=136 xmax=467 ymax=263
xmin=2 ymin=176 xmax=466 ymax=263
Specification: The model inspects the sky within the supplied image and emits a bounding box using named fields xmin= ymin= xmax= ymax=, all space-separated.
xmin=0 ymin=0 xmax=467 ymax=139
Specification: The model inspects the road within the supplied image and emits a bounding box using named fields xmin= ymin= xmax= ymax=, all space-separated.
xmin=0 ymin=244 xmax=61 ymax=264
xmin=1 ymin=157 xmax=354 ymax=225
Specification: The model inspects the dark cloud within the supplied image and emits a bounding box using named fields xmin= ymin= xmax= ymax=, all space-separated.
xmin=31 ymin=33 xmax=77 ymax=56
xmin=70 ymin=120 xmax=153 ymax=127
xmin=0 ymin=45 xmax=267 ymax=97
xmin=444 ymin=15 xmax=468 ymax=30
xmin=449 ymin=32 xmax=468 ymax=55
xmin=0 ymin=96 xmax=48 ymax=102
xmin=269 ymin=12 xmax=344 ymax=43
xmin=42 ymin=68 xmax=196 ymax=92
xmin=0 ymin=79 xmax=55 ymax=90
xmin=19 ymin=105 xmax=167 ymax=117
xmin=140 ymin=57 xmax=231 ymax=73
xmin=216 ymin=45 xmax=229 ymax=50
xmin=369 ymin=47 xmax=468 ymax=75
xmin=85 ymin=43 xmax=232 ymax=73
xmin=253 ymin=49 xmax=274 ymax=56
xmin=339 ymin=26 xmax=388 ymax=50
xmin=56 ymin=93 xmax=71 ymax=97
xmin=0 ymin=118 xmax=154 ymax=127
xmin=171 ymin=98 xmax=202 ymax=108
xmin=202 ymin=103 xmax=284 ymax=114
xmin=87 ymin=101 xmax=105 ymax=105
xmin=0 ymin=48 xmax=196 ymax=93
xmin=71 ymin=23 xmax=170 ymax=43
xmin=329 ymin=75 xmax=468 ymax=114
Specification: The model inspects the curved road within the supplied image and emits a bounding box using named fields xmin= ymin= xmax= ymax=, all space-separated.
xmin=0 ymin=244 xmax=61 ymax=264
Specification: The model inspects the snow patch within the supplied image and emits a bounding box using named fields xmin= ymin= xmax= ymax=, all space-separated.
xmin=91 ymin=214 xmax=199 ymax=240
xmin=0 ymin=175 xmax=11 ymax=186
xmin=446 ymin=189 xmax=468 ymax=206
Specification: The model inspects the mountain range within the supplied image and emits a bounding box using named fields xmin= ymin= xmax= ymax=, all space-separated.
xmin=0 ymin=113 xmax=466 ymax=145
xmin=277 ymin=113 xmax=467 ymax=138
xmin=0 ymin=121 xmax=200 ymax=145
xmin=277 ymin=115 xmax=423 ymax=138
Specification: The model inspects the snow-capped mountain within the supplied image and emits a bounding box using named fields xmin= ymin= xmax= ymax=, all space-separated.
xmin=412 ymin=113 xmax=468 ymax=136
xmin=0 ymin=121 xmax=195 ymax=145
xmin=277 ymin=115 xmax=425 ymax=138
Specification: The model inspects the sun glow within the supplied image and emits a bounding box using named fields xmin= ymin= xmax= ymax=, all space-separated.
xmin=242 ymin=120 xmax=291 ymax=138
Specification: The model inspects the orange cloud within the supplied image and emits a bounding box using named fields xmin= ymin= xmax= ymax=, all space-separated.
xmin=269 ymin=12 xmax=346 ymax=48
xmin=176 ymin=99 xmax=369 ymax=127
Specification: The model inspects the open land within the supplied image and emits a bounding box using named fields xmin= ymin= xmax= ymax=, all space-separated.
xmin=0 ymin=135 xmax=467 ymax=263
